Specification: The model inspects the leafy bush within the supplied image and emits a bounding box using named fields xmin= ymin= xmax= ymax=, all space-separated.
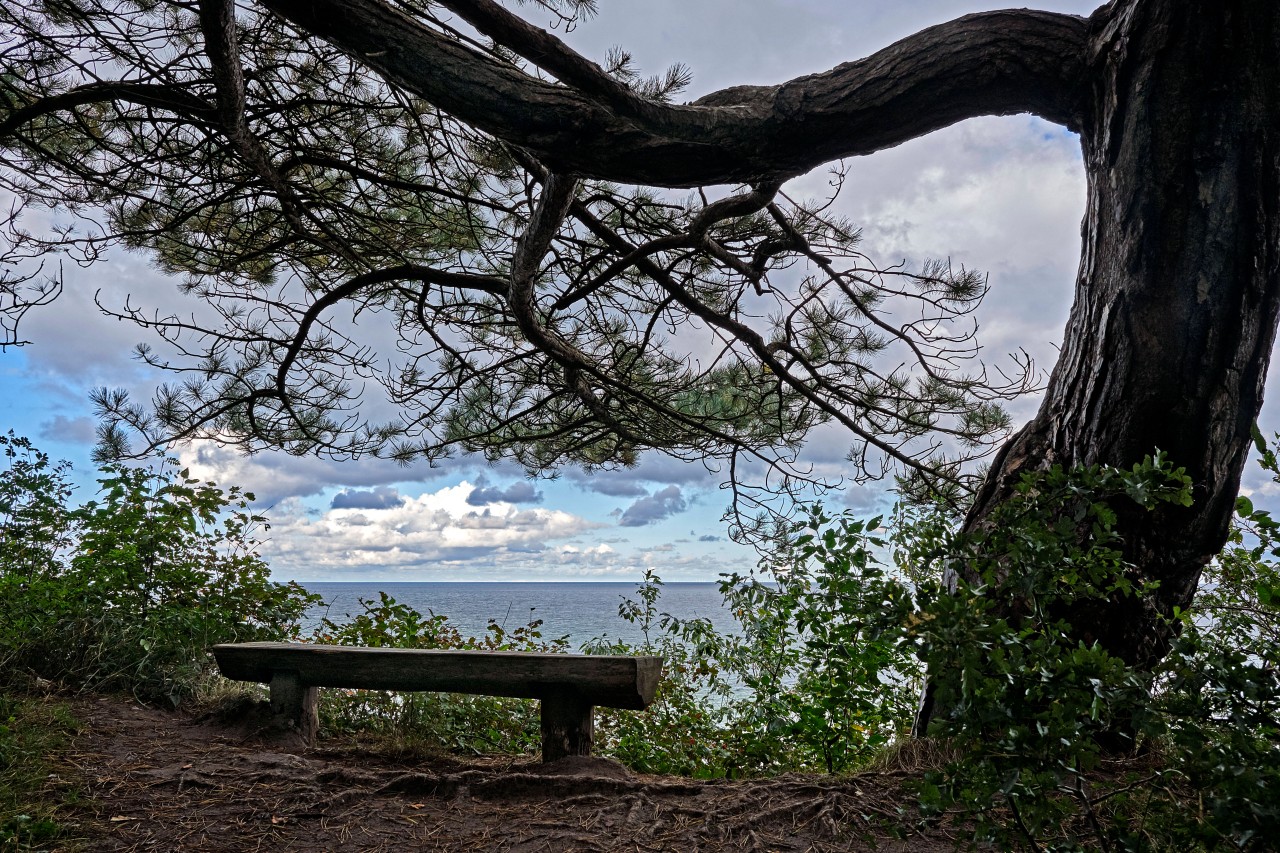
xmin=588 ymin=449 xmax=1277 ymax=850
xmin=584 ymin=571 xmax=740 ymax=776
xmin=0 ymin=433 xmax=77 ymax=682
xmin=1147 ymin=431 xmax=1280 ymax=851
xmin=707 ymin=510 xmax=919 ymax=774
xmin=586 ymin=515 xmax=921 ymax=777
xmin=0 ymin=438 xmax=318 ymax=704
xmin=903 ymin=456 xmax=1190 ymax=849
xmin=903 ymin=450 xmax=1280 ymax=851
xmin=0 ymin=433 xmax=74 ymax=578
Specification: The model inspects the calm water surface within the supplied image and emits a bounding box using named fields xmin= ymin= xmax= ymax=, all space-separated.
xmin=300 ymin=582 xmax=735 ymax=650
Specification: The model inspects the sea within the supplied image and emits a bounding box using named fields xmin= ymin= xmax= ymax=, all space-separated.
xmin=299 ymin=581 xmax=736 ymax=651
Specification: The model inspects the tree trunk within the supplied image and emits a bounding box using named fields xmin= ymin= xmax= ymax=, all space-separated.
xmin=917 ymin=0 xmax=1280 ymax=733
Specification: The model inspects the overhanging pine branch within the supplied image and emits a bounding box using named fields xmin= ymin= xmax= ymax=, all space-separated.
xmin=432 ymin=0 xmax=664 ymax=124
xmin=257 ymin=0 xmax=1090 ymax=186
xmin=0 ymin=83 xmax=216 ymax=139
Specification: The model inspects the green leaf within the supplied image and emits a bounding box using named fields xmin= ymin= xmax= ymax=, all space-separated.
xmin=1252 ymin=421 xmax=1268 ymax=456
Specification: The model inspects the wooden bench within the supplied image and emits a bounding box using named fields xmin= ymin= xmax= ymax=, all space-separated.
xmin=211 ymin=642 xmax=662 ymax=761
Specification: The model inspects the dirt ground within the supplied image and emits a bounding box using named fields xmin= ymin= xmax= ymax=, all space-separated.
xmin=46 ymin=693 xmax=966 ymax=852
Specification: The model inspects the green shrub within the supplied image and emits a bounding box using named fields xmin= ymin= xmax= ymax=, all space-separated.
xmin=582 ymin=449 xmax=1275 ymax=846
xmin=0 ymin=433 xmax=77 ymax=681
xmin=0 ymin=433 xmax=73 ymax=578
xmin=718 ymin=509 xmax=919 ymax=773
xmin=904 ymin=449 xmax=1280 ymax=851
xmin=0 ymin=438 xmax=319 ymax=704
xmin=587 ymin=516 xmax=921 ymax=777
xmin=898 ymin=456 xmax=1187 ymax=849
xmin=1147 ymin=431 xmax=1280 ymax=851
xmin=585 ymin=571 xmax=740 ymax=776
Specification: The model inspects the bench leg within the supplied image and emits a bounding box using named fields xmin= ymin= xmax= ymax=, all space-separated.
xmin=269 ymin=671 xmax=319 ymax=745
xmin=540 ymin=690 xmax=593 ymax=762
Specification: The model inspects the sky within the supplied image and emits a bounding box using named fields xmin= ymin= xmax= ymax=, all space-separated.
xmin=6 ymin=0 xmax=1276 ymax=583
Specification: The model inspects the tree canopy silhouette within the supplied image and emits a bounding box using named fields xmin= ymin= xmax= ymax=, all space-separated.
xmin=3 ymin=0 xmax=1279 ymax=719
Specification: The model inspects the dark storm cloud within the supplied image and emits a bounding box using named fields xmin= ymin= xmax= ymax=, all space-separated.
xmin=577 ymin=478 xmax=651 ymax=498
xmin=466 ymin=481 xmax=544 ymax=506
xmin=38 ymin=414 xmax=98 ymax=446
xmin=331 ymin=485 xmax=405 ymax=510
xmin=564 ymin=453 xmax=720 ymax=498
xmin=619 ymin=485 xmax=687 ymax=527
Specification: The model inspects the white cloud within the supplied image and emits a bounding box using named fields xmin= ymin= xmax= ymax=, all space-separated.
xmin=177 ymin=439 xmax=499 ymax=507
xmin=554 ymin=543 xmax=617 ymax=564
xmin=260 ymin=481 xmax=604 ymax=577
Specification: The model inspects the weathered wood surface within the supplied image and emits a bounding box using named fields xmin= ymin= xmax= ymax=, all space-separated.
xmin=540 ymin=689 xmax=594 ymax=760
xmin=268 ymin=671 xmax=319 ymax=744
xmin=212 ymin=642 xmax=662 ymax=709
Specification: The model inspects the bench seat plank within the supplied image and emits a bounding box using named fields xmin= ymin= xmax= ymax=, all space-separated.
xmin=212 ymin=642 xmax=661 ymax=709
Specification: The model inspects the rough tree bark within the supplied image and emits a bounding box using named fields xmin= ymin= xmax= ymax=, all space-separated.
xmin=258 ymin=0 xmax=1093 ymax=185
xmin=959 ymin=0 xmax=1280 ymax=682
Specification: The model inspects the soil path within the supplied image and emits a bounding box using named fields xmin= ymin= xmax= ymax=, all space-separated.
xmin=57 ymin=694 xmax=960 ymax=851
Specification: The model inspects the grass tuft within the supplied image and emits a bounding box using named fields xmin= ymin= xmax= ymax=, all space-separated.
xmin=864 ymin=736 xmax=962 ymax=775
xmin=0 ymin=692 xmax=84 ymax=851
